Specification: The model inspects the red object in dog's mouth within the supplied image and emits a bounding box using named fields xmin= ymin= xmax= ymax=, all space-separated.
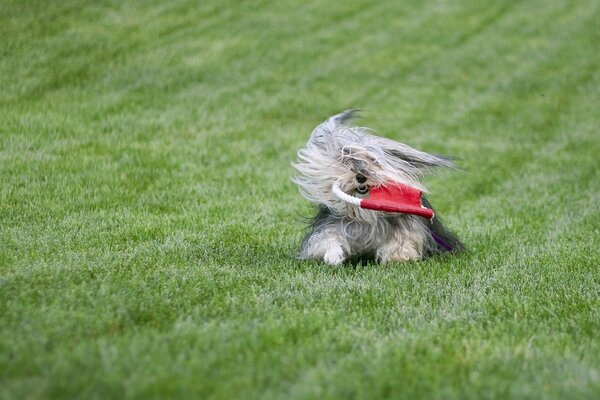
xmin=361 ymin=182 xmax=434 ymax=219
xmin=332 ymin=181 xmax=434 ymax=219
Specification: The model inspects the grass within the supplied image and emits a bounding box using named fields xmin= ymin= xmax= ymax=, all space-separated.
xmin=1 ymin=0 xmax=599 ymax=398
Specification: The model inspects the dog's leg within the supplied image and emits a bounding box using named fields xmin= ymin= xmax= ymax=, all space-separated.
xmin=376 ymin=224 xmax=426 ymax=264
xmin=323 ymin=243 xmax=346 ymax=266
xmin=300 ymin=227 xmax=348 ymax=266
xmin=377 ymin=240 xmax=421 ymax=263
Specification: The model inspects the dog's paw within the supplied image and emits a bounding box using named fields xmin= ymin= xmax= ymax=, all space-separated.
xmin=376 ymin=240 xmax=422 ymax=264
xmin=323 ymin=246 xmax=345 ymax=266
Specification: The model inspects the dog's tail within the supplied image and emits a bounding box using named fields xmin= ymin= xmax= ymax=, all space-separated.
xmin=421 ymin=196 xmax=465 ymax=256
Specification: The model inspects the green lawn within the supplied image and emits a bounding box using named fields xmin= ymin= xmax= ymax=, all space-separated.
xmin=1 ymin=0 xmax=599 ymax=398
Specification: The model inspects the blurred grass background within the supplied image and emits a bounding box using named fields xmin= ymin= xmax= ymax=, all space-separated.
xmin=1 ymin=0 xmax=599 ymax=398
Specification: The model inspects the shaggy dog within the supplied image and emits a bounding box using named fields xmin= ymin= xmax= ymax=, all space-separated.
xmin=293 ymin=110 xmax=463 ymax=265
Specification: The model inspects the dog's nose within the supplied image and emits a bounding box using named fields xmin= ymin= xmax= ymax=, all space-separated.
xmin=356 ymin=173 xmax=367 ymax=184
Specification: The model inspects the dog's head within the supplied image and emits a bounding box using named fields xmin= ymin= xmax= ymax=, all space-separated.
xmin=293 ymin=110 xmax=454 ymax=218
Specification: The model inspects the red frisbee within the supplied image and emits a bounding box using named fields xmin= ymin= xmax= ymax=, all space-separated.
xmin=332 ymin=181 xmax=434 ymax=219
xmin=361 ymin=182 xmax=434 ymax=218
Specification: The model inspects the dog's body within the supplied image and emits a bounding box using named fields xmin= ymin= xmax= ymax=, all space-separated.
xmin=293 ymin=110 xmax=463 ymax=265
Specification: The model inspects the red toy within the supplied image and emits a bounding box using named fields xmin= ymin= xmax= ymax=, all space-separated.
xmin=332 ymin=181 xmax=434 ymax=219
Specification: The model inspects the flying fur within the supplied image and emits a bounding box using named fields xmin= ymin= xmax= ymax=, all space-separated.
xmin=293 ymin=110 xmax=463 ymax=265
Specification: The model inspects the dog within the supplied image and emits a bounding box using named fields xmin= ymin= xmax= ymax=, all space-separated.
xmin=292 ymin=110 xmax=463 ymax=265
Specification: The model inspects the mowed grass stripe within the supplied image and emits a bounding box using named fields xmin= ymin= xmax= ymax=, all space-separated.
xmin=454 ymin=46 xmax=600 ymax=240
xmin=418 ymin=0 xmax=600 ymax=211
xmin=384 ymin=0 xmax=596 ymax=134
xmin=1 ymin=1 xmax=243 ymax=103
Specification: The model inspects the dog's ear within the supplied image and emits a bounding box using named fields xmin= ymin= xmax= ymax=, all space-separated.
xmin=376 ymin=137 xmax=456 ymax=170
xmin=387 ymin=149 xmax=454 ymax=169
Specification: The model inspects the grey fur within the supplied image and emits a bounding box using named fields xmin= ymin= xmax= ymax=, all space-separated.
xmin=293 ymin=110 xmax=463 ymax=265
